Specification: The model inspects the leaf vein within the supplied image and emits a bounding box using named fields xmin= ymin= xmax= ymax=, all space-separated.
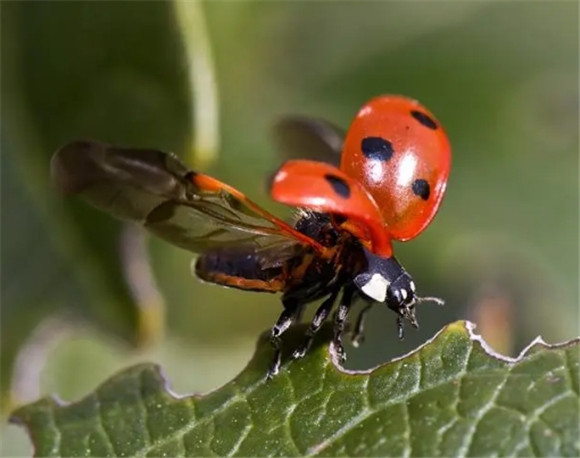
xmin=457 ymin=371 xmax=509 ymax=458
xmin=308 ymin=367 xmax=473 ymax=457
xmin=401 ymin=398 xmax=411 ymax=458
xmin=525 ymin=390 xmax=575 ymax=432
xmin=226 ymin=422 xmax=252 ymax=457
xmin=282 ymin=375 xmax=302 ymax=456
xmin=565 ymin=350 xmax=579 ymax=395
xmin=306 ymin=408 xmax=372 ymax=456
xmin=138 ymin=371 xmax=153 ymax=449
xmin=45 ymin=400 xmax=62 ymax=457
xmin=134 ymin=377 xmax=269 ymax=455
xmin=93 ymin=391 xmax=119 ymax=456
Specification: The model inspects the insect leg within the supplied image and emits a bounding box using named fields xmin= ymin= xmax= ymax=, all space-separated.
xmin=396 ymin=315 xmax=405 ymax=340
xmin=292 ymin=289 xmax=339 ymax=360
xmin=267 ymin=299 xmax=301 ymax=379
xmin=350 ymin=302 xmax=373 ymax=348
xmin=333 ymin=285 xmax=356 ymax=363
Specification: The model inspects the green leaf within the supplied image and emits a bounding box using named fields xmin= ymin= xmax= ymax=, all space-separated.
xmin=11 ymin=321 xmax=579 ymax=457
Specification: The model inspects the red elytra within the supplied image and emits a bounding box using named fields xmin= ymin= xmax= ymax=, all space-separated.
xmin=270 ymin=159 xmax=392 ymax=256
xmin=340 ymin=95 xmax=452 ymax=242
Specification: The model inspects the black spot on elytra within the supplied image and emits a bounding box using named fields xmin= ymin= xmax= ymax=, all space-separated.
xmin=361 ymin=137 xmax=394 ymax=161
xmin=412 ymin=179 xmax=430 ymax=200
xmin=411 ymin=110 xmax=438 ymax=130
xmin=324 ymin=174 xmax=351 ymax=198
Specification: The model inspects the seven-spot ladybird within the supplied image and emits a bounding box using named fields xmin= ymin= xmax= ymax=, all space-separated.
xmin=51 ymin=95 xmax=451 ymax=378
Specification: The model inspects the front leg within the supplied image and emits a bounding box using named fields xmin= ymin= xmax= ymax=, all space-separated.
xmin=292 ymin=289 xmax=339 ymax=360
xmin=333 ymin=285 xmax=355 ymax=363
xmin=351 ymin=302 xmax=373 ymax=348
xmin=267 ymin=300 xmax=303 ymax=379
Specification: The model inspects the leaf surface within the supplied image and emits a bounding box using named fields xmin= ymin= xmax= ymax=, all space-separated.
xmin=11 ymin=321 xmax=579 ymax=457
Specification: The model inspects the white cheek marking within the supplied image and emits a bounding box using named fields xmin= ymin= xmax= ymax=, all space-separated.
xmin=401 ymin=289 xmax=407 ymax=301
xmin=410 ymin=281 xmax=416 ymax=292
xmin=361 ymin=273 xmax=389 ymax=302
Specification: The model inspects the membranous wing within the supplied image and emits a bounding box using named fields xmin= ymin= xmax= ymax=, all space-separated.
xmin=273 ymin=116 xmax=345 ymax=167
xmin=51 ymin=141 xmax=323 ymax=256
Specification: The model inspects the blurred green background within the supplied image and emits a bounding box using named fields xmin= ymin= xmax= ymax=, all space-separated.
xmin=2 ymin=2 xmax=578 ymax=455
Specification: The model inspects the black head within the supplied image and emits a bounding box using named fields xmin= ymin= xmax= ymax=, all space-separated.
xmin=353 ymin=248 xmax=444 ymax=328
xmin=353 ymin=248 xmax=416 ymax=309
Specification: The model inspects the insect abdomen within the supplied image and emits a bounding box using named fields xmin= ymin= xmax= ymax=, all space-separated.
xmin=195 ymin=250 xmax=286 ymax=292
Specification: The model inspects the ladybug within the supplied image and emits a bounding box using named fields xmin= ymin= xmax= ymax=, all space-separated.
xmin=51 ymin=95 xmax=451 ymax=378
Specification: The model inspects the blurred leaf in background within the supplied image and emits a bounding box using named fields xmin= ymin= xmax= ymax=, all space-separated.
xmin=1 ymin=1 xmax=578 ymax=456
xmin=2 ymin=0 xmax=191 ymax=408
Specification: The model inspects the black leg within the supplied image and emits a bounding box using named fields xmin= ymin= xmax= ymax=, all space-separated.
xmin=351 ymin=303 xmax=373 ymax=348
xmin=292 ymin=290 xmax=339 ymax=359
xmin=267 ymin=300 xmax=301 ymax=379
xmin=396 ymin=315 xmax=405 ymax=340
xmin=333 ymin=286 xmax=355 ymax=363
xmin=407 ymin=307 xmax=419 ymax=329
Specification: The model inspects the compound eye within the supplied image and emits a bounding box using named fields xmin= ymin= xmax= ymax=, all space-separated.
xmin=395 ymin=288 xmax=413 ymax=305
xmin=360 ymin=273 xmax=389 ymax=302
